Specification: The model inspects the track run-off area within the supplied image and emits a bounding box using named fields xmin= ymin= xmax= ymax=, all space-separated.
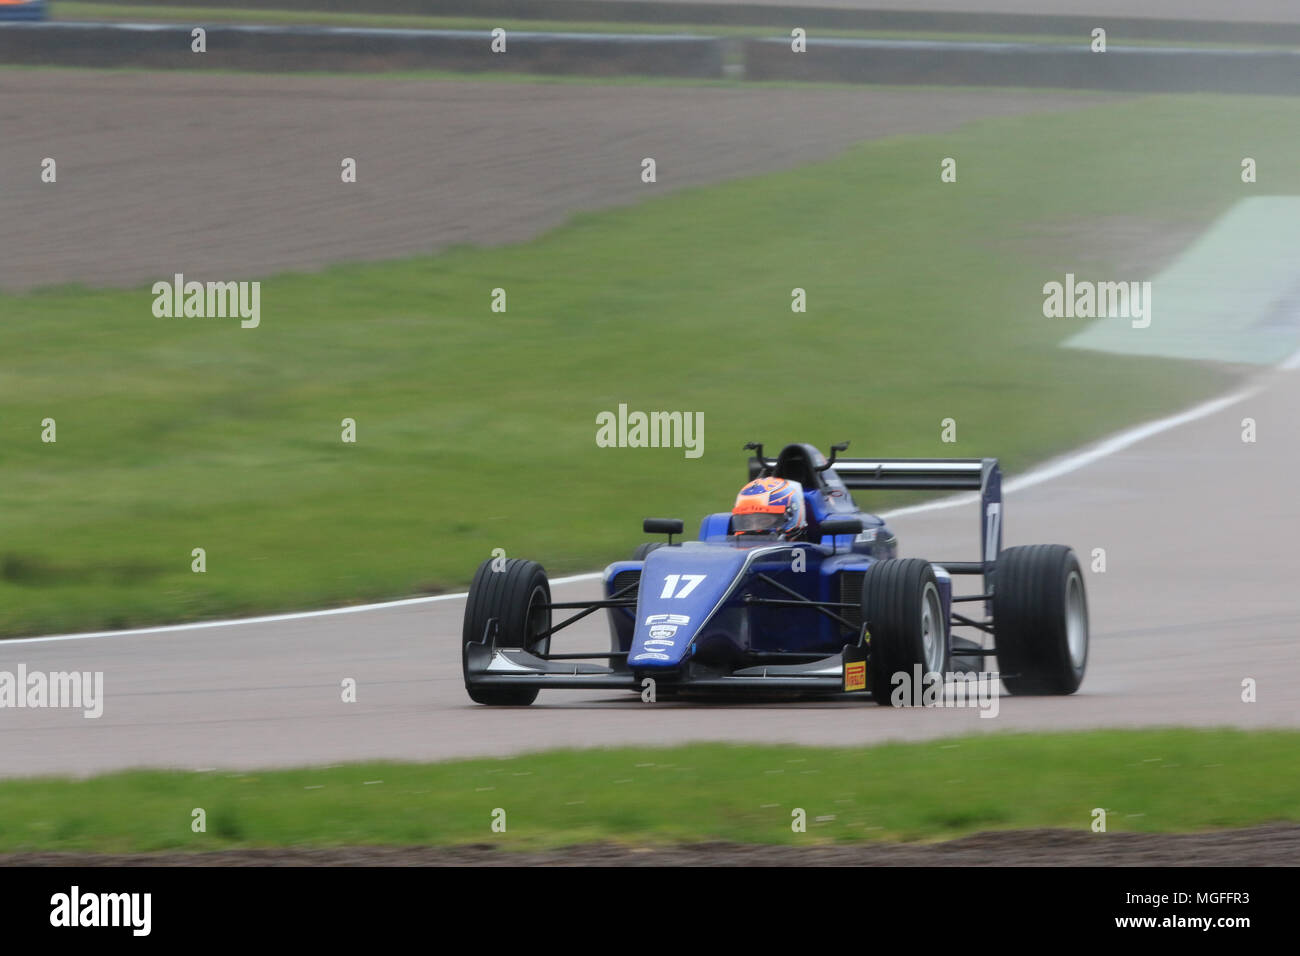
xmin=3 ymin=359 xmax=1296 ymax=778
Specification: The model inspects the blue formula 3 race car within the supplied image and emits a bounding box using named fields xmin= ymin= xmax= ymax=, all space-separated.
xmin=462 ymin=442 xmax=1088 ymax=706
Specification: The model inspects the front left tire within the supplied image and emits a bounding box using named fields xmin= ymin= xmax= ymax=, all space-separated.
xmin=631 ymin=542 xmax=664 ymax=561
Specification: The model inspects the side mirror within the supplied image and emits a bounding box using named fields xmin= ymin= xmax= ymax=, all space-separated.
xmin=643 ymin=518 xmax=684 ymax=543
xmin=819 ymin=516 xmax=863 ymax=537
xmin=819 ymin=516 xmax=863 ymax=554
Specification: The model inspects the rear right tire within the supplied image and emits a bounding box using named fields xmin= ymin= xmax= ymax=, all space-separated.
xmin=992 ymin=545 xmax=1088 ymax=695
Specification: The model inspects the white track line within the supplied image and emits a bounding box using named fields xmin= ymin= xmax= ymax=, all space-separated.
xmin=5 ymin=384 xmax=1262 ymax=646
xmin=2 ymin=573 xmax=604 ymax=646
xmin=881 ymin=384 xmax=1259 ymax=520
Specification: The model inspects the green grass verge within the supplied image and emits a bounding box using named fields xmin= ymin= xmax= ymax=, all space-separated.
xmin=54 ymin=2 xmax=1300 ymax=49
xmin=1 ymin=730 xmax=1295 ymax=853
xmin=3 ymin=94 xmax=1297 ymax=636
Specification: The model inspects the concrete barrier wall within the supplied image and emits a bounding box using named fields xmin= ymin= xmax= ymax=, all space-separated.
xmin=66 ymin=0 xmax=1300 ymax=45
xmin=5 ymin=21 xmax=1297 ymax=94
xmin=0 ymin=21 xmax=725 ymax=77
xmin=744 ymin=38 xmax=1300 ymax=95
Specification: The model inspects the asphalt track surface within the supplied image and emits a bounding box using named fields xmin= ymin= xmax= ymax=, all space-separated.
xmin=4 ymin=363 xmax=1297 ymax=778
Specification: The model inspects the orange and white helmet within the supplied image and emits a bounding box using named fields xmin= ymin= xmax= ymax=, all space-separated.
xmin=731 ymin=477 xmax=806 ymax=538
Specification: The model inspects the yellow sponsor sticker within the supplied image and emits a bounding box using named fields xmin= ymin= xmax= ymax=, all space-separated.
xmin=843 ymin=660 xmax=867 ymax=692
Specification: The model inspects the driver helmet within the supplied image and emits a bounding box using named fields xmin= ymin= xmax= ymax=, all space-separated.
xmin=731 ymin=477 xmax=807 ymax=539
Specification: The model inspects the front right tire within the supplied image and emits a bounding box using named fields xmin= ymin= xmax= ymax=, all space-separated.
xmin=861 ymin=558 xmax=947 ymax=706
xmin=462 ymin=558 xmax=551 ymax=706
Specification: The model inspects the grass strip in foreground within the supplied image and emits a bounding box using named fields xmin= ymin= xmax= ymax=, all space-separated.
xmin=0 ymin=730 xmax=1295 ymax=853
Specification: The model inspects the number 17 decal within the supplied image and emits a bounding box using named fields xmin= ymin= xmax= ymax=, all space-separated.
xmin=660 ymin=574 xmax=707 ymax=599
xmin=984 ymin=503 xmax=1001 ymax=563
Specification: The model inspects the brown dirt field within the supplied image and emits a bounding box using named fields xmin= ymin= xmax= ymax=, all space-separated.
xmin=3 ymin=824 xmax=1296 ymax=866
xmin=0 ymin=70 xmax=1116 ymax=291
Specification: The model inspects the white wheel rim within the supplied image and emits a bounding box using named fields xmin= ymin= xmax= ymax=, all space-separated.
xmin=1066 ymin=571 xmax=1087 ymax=669
xmin=526 ymin=585 xmax=551 ymax=654
xmin=921 ymin=581 xmax=945 ymax=675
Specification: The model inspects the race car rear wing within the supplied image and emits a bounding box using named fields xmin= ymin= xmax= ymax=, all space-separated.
xmin=825 ymin=457 xmax=991 ymax=491
xmin=830 ymin=458 xmax=1002 ymax=567
xmin=747 ymin=452 xmax=1003 ymax=569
